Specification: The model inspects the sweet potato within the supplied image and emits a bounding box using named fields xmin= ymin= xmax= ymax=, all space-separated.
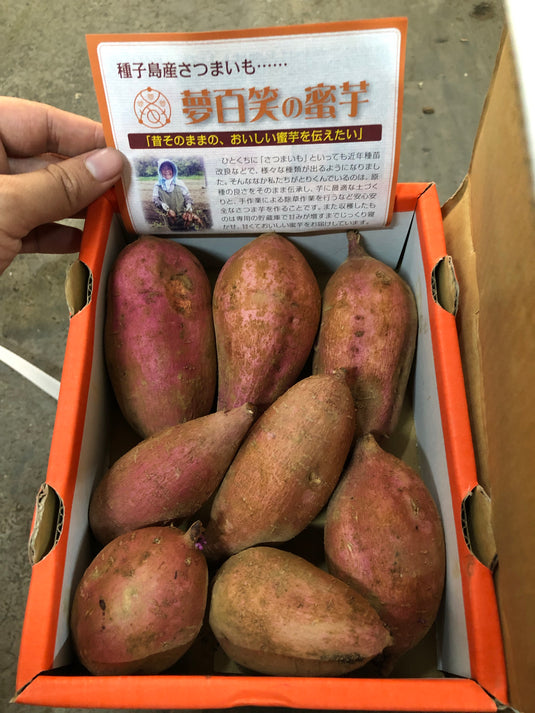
xmin=313 ymin=230 xmax=417 ymax=437
xmin=204 ymin=373 xmax=356 ymax=559
xmin=324 ymin=434 xmax=446 ymax=669
xmin=89 ymin=403 xmax=257 ymax=545
xmin=104 ymin=235 xmax=216 ymax=438
xmin=70 ymin=523 xmax=208 ymax=675
xmin=209 ymin=545 xmax=392 ymax=676
xmin=213 ymin=232 xmax=321 ymax=412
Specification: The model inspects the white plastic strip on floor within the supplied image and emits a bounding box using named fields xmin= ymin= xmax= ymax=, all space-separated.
xmin=0 ymin=344 xmax=60 ymax=400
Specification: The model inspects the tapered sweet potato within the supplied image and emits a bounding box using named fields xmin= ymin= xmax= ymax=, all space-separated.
xmin=209 ymin=545 xmax=392 ymax=676
xmin=204 ymin=373 xmax=356 ymax=559
xmin=213 ymin=232 xmax=321 ymax=412
xmin=313 ymin=230 xmax=417 ymax=438
xmin=324 ymin=434 xmax=446 ymax=669
xmin=70 ymin=523 xmax=208 ymax=675
xmin=105 ymin=235 xmax=216 ymax=438
xmin=89 ymin=403 xmax=257 ymax=545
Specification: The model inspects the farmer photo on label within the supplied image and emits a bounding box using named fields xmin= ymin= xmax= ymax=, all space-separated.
xmin=153 ymin=158 xmax=200 ymax=231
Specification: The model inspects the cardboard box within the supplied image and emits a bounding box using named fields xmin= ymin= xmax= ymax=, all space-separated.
xmin=442 ymin=24 xmax=535 ymax=713
xmin=16 ymin=10 xmax=535 ymax=707
xmin=14 ymin=180 xmax=509 ymax=710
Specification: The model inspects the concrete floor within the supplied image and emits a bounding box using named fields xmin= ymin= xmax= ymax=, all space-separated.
xmin=1 ymin=1 xmax=505 ymax=712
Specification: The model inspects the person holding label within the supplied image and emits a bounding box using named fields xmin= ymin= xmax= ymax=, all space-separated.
xmin=0 ymin=96 xmax=124 ymax=276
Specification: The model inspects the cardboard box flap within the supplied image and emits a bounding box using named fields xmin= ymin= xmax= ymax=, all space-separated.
xmin=442 ymin=27 xmax=535 ymax=713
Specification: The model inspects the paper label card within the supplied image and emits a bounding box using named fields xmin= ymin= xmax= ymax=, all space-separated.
xmin=87 ymin=19 xmax=406 ymax=235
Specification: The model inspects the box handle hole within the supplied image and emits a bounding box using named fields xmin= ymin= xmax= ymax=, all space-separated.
xmin=461 ymin=484 xmax=498 ymax=571
xmin=65 ymin=260 xmax=93 ymax=316
xmin=28 ymin=483 xmax=64 ymax=564
xmin=431 ymin=256 xmax=459 ymax=315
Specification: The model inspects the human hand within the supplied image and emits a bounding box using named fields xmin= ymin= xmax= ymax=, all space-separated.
xmin=0 ymin=97 xmax=125 ymax=275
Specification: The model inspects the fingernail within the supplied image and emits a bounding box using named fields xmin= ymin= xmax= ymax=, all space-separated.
xmin=85 ymin=147 xmax=124 ymax=182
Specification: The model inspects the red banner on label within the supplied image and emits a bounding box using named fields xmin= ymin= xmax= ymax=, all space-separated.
xmin=128 ymin=124 xmax=382 ymax=150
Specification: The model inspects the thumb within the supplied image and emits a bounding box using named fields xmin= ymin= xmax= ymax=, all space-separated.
xmin=9 ymin=147 xmax=125 ymax=237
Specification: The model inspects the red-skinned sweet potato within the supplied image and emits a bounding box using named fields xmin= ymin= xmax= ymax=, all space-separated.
xmin=209 ymin=545 xmax=392 ymax=676
xmin=324 ymin=434 xmax=446 ymax=670
xmin=89 ymin=403 xmax=257 ymax=545
xmin=204 ymin=373 xmax=356 ymax=560
xmin=70 ymin=523 xmax=208 ymax=675
xmin=105 ymin=235 xmax=216 ymax=438
xmin=213 ymin=232 xmax=321 ymax=413
xmin=313 ymin=230 xmax=417 ymax=438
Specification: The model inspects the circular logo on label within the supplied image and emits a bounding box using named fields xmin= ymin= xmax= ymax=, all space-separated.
xmin=134 ymin=87 xmax=172 ymax=128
